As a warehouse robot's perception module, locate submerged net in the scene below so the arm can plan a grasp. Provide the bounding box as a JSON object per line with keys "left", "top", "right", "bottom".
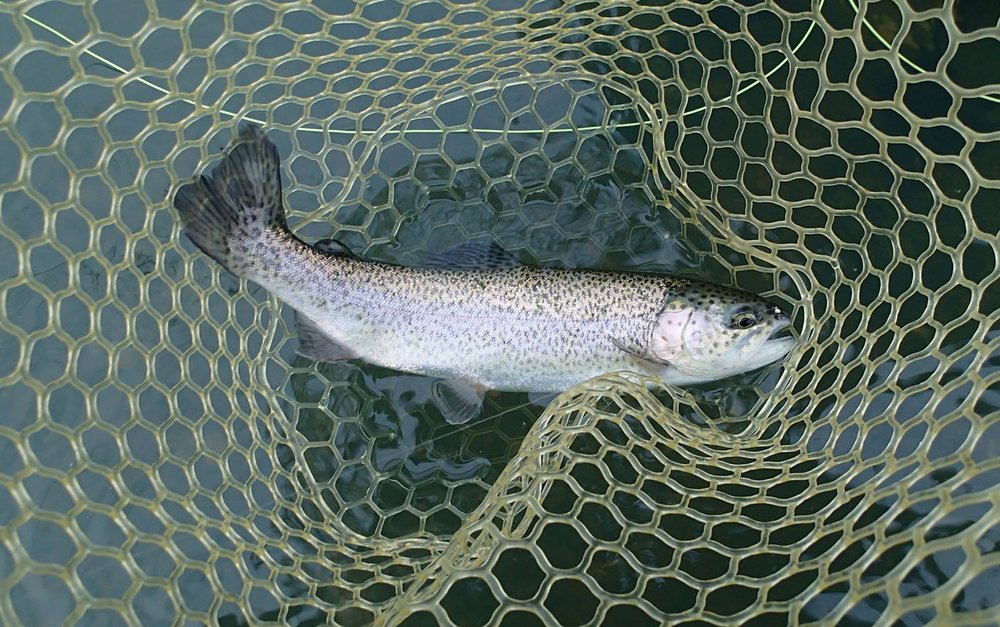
{"left": 2, "top": 0, "right": 999, "bottom": 624}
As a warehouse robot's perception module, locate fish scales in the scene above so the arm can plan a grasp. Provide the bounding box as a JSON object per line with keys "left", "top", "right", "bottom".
{"left": 245, "top": 230, "right": 676, "bottom": 392}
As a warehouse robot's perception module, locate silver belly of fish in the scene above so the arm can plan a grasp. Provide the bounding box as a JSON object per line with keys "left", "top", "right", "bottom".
{"left": 247, "top": 233, "right": 670, "bottom": 394}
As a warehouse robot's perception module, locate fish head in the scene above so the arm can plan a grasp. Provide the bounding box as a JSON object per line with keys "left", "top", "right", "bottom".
{"left": 649, "top": 283, "right": 795, "bottom": 384}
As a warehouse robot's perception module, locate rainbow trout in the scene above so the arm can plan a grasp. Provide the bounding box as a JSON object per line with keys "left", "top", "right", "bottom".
{"left": 173, "top": 125, "right": 794, "bottom": 421}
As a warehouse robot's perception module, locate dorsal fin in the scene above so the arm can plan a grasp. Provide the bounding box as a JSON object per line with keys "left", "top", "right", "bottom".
{"left": 423, "top": 239, "right": 521, "bottom": 270}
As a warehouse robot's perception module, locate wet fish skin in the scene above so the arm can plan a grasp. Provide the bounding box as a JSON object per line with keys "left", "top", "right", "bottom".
{"left": 173, "top": 125, "right": 794, "bottom": 395}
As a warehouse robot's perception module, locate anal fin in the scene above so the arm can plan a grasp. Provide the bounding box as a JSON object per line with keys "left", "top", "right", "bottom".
{"left": 295, "top": 313, "right": 358, "bottom": 363}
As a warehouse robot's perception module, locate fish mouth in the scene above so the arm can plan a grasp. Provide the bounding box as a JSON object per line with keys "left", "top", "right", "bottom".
{"left": 767, "top": 324, "right": 795, "bottom": 342}
{"left": 761, "top": 319, "right": 796, "bottom": 357}
{"left": 735, "top": 316, "right": 793, "bottom": 351}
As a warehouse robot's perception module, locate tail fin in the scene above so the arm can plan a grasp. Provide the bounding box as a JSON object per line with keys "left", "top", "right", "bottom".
{"left": 172, "top": 124, "right": 288, "bottom": 275}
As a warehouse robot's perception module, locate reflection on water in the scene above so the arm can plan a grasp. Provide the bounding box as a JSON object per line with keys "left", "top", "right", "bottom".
{"left": 288, "top": 360, "right": 544, "bottom": 539}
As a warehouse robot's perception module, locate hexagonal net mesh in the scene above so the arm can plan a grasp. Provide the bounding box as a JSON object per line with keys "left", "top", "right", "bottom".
{"left": 1, "top": 0, "right": 998, "bottom": 624}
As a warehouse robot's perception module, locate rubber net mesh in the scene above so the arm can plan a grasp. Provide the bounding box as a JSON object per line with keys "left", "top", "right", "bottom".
{"left": 1, "top": 0, "right": 999, "bottom": 625}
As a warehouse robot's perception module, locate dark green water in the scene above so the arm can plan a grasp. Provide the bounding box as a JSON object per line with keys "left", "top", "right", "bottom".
{"left": 2, "top": 0, "right": 998, "bottom": 625}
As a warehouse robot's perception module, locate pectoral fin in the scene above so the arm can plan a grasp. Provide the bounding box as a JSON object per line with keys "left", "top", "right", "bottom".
{"left": 612, "top": 337, "right": 673, "bottom": 374}
{"left": 295, "top": 313, "right": 358, "bottom": 362}
{"left": 432, "top": 378, "right": 488, "bottom": 425}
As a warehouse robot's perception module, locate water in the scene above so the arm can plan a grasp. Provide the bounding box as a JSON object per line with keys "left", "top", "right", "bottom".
{"left": 3, "top": 0, "right": 998, "bottom": 624}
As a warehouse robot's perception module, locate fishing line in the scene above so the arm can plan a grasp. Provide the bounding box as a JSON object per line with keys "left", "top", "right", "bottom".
{"left": 28, "top": 0, "right": 976, "bottom": 145}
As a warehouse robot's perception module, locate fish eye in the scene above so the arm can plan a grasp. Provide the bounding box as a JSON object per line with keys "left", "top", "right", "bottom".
{"left": 732, "top": 312, "right": 757, "bottom": 329}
